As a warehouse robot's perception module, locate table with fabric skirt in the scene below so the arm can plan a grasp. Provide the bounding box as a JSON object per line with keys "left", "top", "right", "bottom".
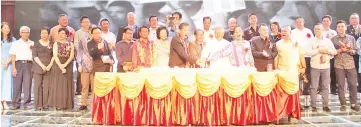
{"left": 91, "top": 68, "right": 301, "bottom": 125}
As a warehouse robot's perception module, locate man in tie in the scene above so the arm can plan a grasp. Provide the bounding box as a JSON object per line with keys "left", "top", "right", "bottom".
{"left": 188, "top": 29, "right": 205, "bottom": 68}
{"left": 169, "top": 23, "right": 200, "bottom": 68}
{"left": 116, "top": 12, "right": 139, "bottom": 42}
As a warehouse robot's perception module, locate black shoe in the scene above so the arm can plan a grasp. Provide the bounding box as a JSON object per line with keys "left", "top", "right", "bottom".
{"left": 311, "top": 107, "right": 317, "bottom": 112}
{"left": 10, "top": 106, "right": 20, "bottom": 110}
{"left": 323, "top": 107, "right": 331, "bottom": 112}
{"left": 78, "top": 106, "right": 87, "bottom": 111}
{"left": 351, "top": 105, "right": 360, "bottom": 111}
{"left": 75, "top": 92, "right": 81, "bottom": 95}
{"left": 340, "top": 105, "right": 346, "bottom": 111}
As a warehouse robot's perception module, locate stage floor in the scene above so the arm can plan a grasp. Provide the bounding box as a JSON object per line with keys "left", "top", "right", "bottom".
{"left": 1, "top": 94, "right": 361, "bottom": 127}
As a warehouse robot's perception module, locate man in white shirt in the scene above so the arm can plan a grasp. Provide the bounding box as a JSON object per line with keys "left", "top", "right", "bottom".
{"left": 322, "top": 15, "right": 338, "bottom": 95}
{"left": 9, "top": 26, "right": 34, "bottom": 110}
{"left": 202, "top": 16, "right": 214, "bottom": 44}
{"left": 291, "top": 16, "right": 314, "bottom": 95}
{"left": 100, "top": 18, "right": 117, "bottom": 72}
{"left": 305, "top": 23, "right": 337, "bottom": 112}
{"left": 201, "top": 27, "right": 232, "bottom": 68}
{"left": 322, "top": 15, "right": 337, "bottom": 39}
{"left": 148, "top": 15, "right": 158, "bottom": 42}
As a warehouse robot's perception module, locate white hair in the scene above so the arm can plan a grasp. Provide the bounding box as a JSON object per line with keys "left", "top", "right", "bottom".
{"left": 19, "top": 26, "right": 30, "bottom": 32}
{"left": 350, "top": 13, "right": 359, "bottom": 19}
{"left": 127, "top": 12, "right": 136, "bottom": 19}
{"left": 214, "top": 26, "right": 224, "bottom": 33}
{"left": 228, "top": 18, "right": 237, "bottom": 24}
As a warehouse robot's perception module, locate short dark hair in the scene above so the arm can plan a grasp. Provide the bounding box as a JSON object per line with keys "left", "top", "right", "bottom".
{"left": 203, "top": 16, "right": 212, "bottom": 22}
{"left": 172, "top": 12, "right": 182, "bottom": 19}
{"left": 248, "top": 13, "right": 257, "bottom": 18}
{"left": 123, "top": 27, "right": 133, "bottom": 33}
{"left": 156, "top": 26, "right": 168, "bottom": 39}
{"left": 58, "top": 28, "right": 69, "bottom": 35}
{"left": 90, "top": 27, "right": 101, "bottom": 34}
{"left": 179, "top": 23, "right": 189, "bottom": 30}
{"left": 270, "top": 22, "right": 280, "bottom": 32}
{"left": 194, "top": 29, "right": 204, "bottom": 36}
{"left": 260, "top": 23, "right": 268, "bottom": 27}
{"left": 138, "top": 25, "right": 149, "bottom": 34}
{"left": 40, "top": 27, "right": 50, "bottom": 34}
{"left": 100, "top": 18, "right": 109, "bottom": 25}
{"left": 295, "top": 16, "right": 304, "bottom": 20}
{"left": 322, "top": 15, "right": 332, "bottom": 22}
{"left": 315, "top": 23, "right": 323, "bottom": 26}
{"left": 336, "top": 20, "right": 346, "bottom": 26}
{"left": 149, "top": 15, "right": 157, "bottom": 22}
{"left": 80, "top": 16, "right": 89, "bottom": 23}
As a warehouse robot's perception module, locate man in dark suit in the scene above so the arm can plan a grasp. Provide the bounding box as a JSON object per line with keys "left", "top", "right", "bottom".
{"left": 188, "top": 29, "right": 205, "bottom": 68}
{"left": 223, "top": 18, "right": 237, "bottom": 42}
{"left": 346, "top": 13, "right": 361, "bottom": 92}
{"left": 251, "top": 23, "right": 278, "bottom": 72}
{"left": 116, "top": 12, "right": 139, "bottom": 42}
{"left": 169, "top": 23, "right": 200, "bottom": 68}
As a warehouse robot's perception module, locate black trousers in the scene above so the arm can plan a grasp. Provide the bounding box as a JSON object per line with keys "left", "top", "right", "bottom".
{"left": 330, "top": 58, "right": 337, "bottom": 93}
{"left": 303, "top": 58, "right": 311, "bottom": 95}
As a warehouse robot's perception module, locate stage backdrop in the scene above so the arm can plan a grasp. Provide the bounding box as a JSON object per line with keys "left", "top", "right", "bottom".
{"left": 13, "top": 0, "right": 361, "bottom": 42}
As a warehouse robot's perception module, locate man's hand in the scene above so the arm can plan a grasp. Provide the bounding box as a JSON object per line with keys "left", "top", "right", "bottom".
{"left": 12, "top": 67, "right": 17, "bottom": 77}
{"left": 98, "top": 42, "right": 104, "bottom": 49}
{"left": 262, "top": 50, "right": 269, "bottom": 57}
{"left": 41, "top": 65, "right": 47, "bottom": 72}
{"left": 300, "top": 67, "right": 306, "bottom": 74}
{"left": 78, "top": 66, "right": 83, "bottom": 73}
{"left": 318, "top": 48, "right": 328, "bottom": 54}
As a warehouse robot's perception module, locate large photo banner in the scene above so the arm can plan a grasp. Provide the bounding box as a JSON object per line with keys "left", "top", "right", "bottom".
{"left": 13, "top": 0, "right": 361, "bottom": 41}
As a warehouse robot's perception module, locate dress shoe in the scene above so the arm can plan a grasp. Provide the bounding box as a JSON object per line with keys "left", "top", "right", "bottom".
{"left": 322, "top": 107, "right": 331, "bottom": 112}
{"left": 340, "top": 105, "right": 346, "bottom": 111}
{"left": 351, "top": 105, "right": 360, "bottom": 111}
{"left": 10, "top": 106, "right": 20, "bottom": 110}
{"left": 311, "top": 107, "right": 317, "bottom": 112}
{"left": 78, "top": 106, "right": 87, "bottom": 111}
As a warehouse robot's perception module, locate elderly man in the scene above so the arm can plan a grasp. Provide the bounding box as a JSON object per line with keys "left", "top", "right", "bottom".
{"left": 224, "top": 18, "right": 237, "bottom": 42}
{"left": 346, "top": 13, "right": 361, "bottom": 93}
{"left": 169, "top": 23, "right": 200, "bottom": 68}
{"left": 275, "top": 25, "right": 306, "bottom": 73}
{"left": 244, "top": 13, "right": 260, "bottom": 41}
{"left": 9, "top": 26, "right": 34, "bottom": 110}
{"left": 50, "top": 14, "right": 75, "bottom": 42}
{"left": 305, "top": 23, "right": 337, "bottom": 112}
{"left": 331, "top": 20, "right": 360, "bottom": 111}
{"left": 189, "top": 29, "right": 205, "bottom": 68}
{"left": 201, "top": 26, "right": 232, "bottom": 68}
{"left": 251, "top": 23, "right": 278, "bottom": 72}
{"left": 116, "top": 12, "right": 139, "bottom": 42}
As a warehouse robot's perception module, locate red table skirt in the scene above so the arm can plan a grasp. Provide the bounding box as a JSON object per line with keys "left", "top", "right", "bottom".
{"left": 91, "top": 85, "right": 300, "bottom": 125}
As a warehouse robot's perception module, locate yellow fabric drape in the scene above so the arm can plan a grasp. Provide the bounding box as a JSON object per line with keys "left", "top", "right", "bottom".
{"left": 145, "top": 73, "right": 173, "bottom": 99}
{"left": 252, "top": 72, "right": 278, "bottom": 96}
{"left": 117, "top": 73, "right": 145, "bottom": 99}
{"left": 276, "top": 70, "right": 299, "bottom": 95}
{"left": 221, "top": 73, "right": 251, "bottom": 98}
{"left": 94, "top": 72, "right": 117, "bottom": 97}
{"left": 196, "top": 72, "right": 221, "bottom": 97}
{"left": 94, "top": 70, "right": 300, "bottom": 99}
{"left": 173, "top": 72, "right": 197, "bottom": 99}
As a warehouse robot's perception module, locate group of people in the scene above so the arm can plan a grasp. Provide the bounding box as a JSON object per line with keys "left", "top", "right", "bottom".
{"left": 1, "top": 11, "right": 361, "bottom": 114}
